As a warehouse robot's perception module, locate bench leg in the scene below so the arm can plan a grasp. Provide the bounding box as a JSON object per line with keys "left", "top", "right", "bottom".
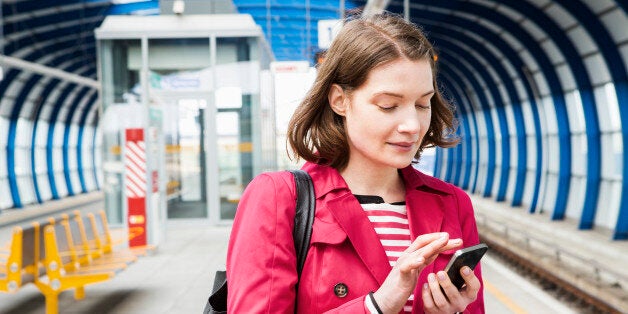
{"left": 45, "top": 292, "right": 59, "bottom": 314}
{"left": 75, "top": 286, "right": 85, "bottom": 300}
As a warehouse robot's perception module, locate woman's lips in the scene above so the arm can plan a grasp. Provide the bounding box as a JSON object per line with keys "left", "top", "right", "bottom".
{"left": 388, "top": 141, "right": 415, "bottom": 151}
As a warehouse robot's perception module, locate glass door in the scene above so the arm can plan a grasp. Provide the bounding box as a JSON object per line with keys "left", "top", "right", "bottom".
{"left": 152, "top": 90, "right": 251, "bottom": 223}
{"left": 154, "top": 92, "right": 210, "bottom": 219}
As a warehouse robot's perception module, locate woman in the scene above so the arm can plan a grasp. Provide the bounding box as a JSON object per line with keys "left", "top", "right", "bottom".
{"left": 227, "top": 12, "right": 484, "bottom": 313}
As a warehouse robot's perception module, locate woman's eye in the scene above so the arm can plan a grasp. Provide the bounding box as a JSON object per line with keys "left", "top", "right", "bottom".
{"left": 378, "top": 105, "right": 396, "bottom": 111}
{"left": 416, "top": 104, "right": 431, "bottom": 110}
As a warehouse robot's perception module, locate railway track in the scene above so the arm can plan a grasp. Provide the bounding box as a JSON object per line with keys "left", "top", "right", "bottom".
{"left": 481, "top": 235, "right": 623, "bottom": 314}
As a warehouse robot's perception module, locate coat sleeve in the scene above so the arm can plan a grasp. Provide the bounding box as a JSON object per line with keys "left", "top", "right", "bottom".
{"left": 453, "top": 187, "right": 486, "bottom": 314}
{"left": 227, "top": 173, "right": 299, "bottom": 313}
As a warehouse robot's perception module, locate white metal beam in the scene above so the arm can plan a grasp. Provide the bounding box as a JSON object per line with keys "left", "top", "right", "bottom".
{"left": 0, "top": 54, "right": 100, "bottom": 89}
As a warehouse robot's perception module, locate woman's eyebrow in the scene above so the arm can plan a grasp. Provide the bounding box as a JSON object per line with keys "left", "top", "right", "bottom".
{"left": 421, "top": 90, "right": 435, "bottom": 97}
{"left": 372, "top": 90, "right": 435, "bottom": 98}
{"left": 372, "top": 91, "right": 404, "bottom": 99}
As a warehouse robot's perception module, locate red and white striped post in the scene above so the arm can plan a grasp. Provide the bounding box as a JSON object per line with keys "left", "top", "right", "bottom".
{"left": 125, "top": 128, "right": 147, "bottom": 247}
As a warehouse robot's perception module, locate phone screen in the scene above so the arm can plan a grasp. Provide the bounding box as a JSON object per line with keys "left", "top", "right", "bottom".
{"left": 444, "top": 243, "right": 488, "bottom": 289}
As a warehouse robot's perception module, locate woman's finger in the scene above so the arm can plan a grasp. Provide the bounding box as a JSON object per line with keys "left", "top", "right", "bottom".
{"left": 405, "top": 232, "right": 448, "bottom": 253}
{"left": 422, "top": 282, "right": 437, "bottom": 311}
{"left": 396, "top": 251, "right": 425, "bottom": 273}
{"left": 427, "top": 273, "right": 448, "bottom": 309}
{"left": 417, "top": 238, "right": 463, "bottom": 265}
{"left": 436, "top": 271, "right": 464, "bottom": 307}
{"left": 460, "top": 266, "right": 481, "bottom": 300}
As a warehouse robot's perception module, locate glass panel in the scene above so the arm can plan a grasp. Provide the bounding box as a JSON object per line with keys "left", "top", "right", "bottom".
{"left": 100, "top": 39, "right": 142, "bottom": 109}
{"left": 217, "top": 111, "right": 241, "bottom": 220}
{"left": 215, "top": 37, "right": 259, "bottom": 221}
{"left": 161, "top": 95, "right": 208, "bottom": 219}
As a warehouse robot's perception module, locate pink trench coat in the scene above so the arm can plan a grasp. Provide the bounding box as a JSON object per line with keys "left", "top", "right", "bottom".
{"left": 227, "top": 162, "right": 485, "bottom": 313}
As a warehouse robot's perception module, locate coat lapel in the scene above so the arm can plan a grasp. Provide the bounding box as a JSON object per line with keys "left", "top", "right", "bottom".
{"left": 402, "top": 166, "right": 451, "bottom": 275}
{"left": 405, "top": 189, "right": 446, "bottom": 238}
{"left": 326, "top": 192, "right": 391, "bottom": 285}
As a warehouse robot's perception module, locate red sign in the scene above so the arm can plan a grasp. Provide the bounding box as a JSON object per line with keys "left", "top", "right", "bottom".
{"left": 125, "top": 128, "right": 147, "bottom": 247}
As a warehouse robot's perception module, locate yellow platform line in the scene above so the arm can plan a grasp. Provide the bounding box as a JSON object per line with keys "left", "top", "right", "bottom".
{"left": 484, "top": 279, "right": 527, "bottom": 314}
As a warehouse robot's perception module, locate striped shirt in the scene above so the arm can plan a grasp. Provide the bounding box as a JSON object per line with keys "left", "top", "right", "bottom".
{"left": 356, "top": 195, "right": 414, "bottom": 314}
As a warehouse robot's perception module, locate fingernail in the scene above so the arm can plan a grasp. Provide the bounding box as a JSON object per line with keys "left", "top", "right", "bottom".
{"left": 451, "top": 238, "right": 462, "bottom": 244}
{"left": 417, "top": 256, "right": 424, "bottom": 264}
{"left": 437, "top": 271, "right": 446, "bottom": 281}
{"left": 462, "top": 266, "right": 472, "bottom": 275}
{"left": 423, "top": 283, "right": 428, "bottom": 290}
{"left": 428, "top": 273, "right": 436, "bottom": 282}
{"left": 439, "top": 233, "right": 448, "bottom": 241}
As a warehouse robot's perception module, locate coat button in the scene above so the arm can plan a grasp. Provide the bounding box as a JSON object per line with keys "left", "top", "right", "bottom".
{"left": 333, "top": 283, "right": 348, "bottom": 298}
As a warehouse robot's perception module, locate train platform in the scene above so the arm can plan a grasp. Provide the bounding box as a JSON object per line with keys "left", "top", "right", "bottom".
{"left": 0, "top": 194, "right": 626, "bottom": 313}
{"left": 472, "top": 195, "right": 628, "bottom": 313}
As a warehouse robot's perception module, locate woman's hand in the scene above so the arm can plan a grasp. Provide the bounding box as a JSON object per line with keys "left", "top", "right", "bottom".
{"left": 372, "top": 232, "right": 462, "bottom": 313}
{"left": 422, "top": 266, "right": 481, "bottom": 313}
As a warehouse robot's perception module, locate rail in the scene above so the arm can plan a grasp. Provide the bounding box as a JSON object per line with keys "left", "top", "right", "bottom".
{"left": 476, "top": 212, "right": 628, "bottom": 313}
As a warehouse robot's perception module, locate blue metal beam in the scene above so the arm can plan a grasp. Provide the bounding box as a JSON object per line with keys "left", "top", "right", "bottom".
{"left": 6, "top": 74, "right": 42, "bottom": 208}
{"left": 439, "top": 60, "right": 495, "bottom": 198}
{"left": 105, "top": 1, "right": 158, "bottom": 14}
{"left": 432, "top": 36, "right": 512, "bottom": 202}
{"left": 452, "top": 125, "right": 464, "bottom": 187}
{"left": 433, "top": 145, "right": 441, "bottom": 179}
{"left": 47, "top": 83, "right": 78, "bottom": 197}
{"left": 440, "top": 71, "right": 482, "bottom": 194}
{"left": 441, "top": 77, "right": 473, "bottom": 190}
{"left": 77, "top": 91, "right": 99, "bottom": 192}
{"left": 30, "top": 78, "right": 61, "bottom": 200}
{"left": 63, "top": 86, "right": 92, "bottom": 195}
{"left": 445, "top": 142, "right": 455, "bottom": 183}
{"left": 554, "top": 0, "right": 628, "bottom": 240}
{"left": 501, "top": 0, "right": 601, "bottom": 229}
{"left": 427, "top": 26, "right": 527, "bottom": 205}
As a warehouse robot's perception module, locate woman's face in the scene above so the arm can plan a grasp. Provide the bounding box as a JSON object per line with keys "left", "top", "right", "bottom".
{"left": 330, "top": 58, "right": 434, "bottom": 171}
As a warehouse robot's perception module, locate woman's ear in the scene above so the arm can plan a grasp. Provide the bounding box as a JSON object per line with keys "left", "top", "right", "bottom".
{"left": 328, "top": 84, "right": 348, "bottom": 116}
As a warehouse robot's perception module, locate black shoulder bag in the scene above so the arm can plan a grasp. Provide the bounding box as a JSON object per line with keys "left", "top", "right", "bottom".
{"left": 203, "top": 170, "right": 315, "bottom": 314}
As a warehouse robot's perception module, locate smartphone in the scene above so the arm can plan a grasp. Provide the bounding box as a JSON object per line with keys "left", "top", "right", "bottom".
{"left": 443, "top": 243, "right": 488, "bottom": 289}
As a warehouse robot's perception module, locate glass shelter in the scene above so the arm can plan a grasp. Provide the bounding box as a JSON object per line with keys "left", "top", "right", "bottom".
{"left": 95, "top": 14, "right": 274, "bottom": 232}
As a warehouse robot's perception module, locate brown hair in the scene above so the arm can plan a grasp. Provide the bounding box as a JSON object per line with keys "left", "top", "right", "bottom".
{"left": 287, "top": 12, "right": 459, "bottom": 170}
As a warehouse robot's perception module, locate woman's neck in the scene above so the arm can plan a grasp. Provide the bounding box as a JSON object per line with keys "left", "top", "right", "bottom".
{"left": 340, "top": 162, "right": 406, "bottom": 203}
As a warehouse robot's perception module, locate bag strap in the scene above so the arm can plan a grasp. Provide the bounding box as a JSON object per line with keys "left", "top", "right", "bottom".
{"left": 289, "top": 169, "right": 315, "bottom": 278}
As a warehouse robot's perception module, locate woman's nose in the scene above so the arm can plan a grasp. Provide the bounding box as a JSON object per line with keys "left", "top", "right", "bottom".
{"left": 397, "top": 110, "right": 421, "bottom": 134}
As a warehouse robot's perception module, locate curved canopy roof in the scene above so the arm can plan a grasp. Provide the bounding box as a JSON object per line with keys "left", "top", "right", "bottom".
{"left": 1, "top": 0, "right": 628, "bottom": 238}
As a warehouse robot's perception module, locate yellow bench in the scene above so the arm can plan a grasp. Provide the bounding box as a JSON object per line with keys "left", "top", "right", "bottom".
{"left": 89, "top": 210, "right": 155, "bottom": 257}
{"left": 0, "top": 227, "right": 24, "bottom": 293}
{"left": 0, "top": 217, "right": 55, "bottom": 293}
{"left": 0, "top": 210, "right": 152, "bottom": 313}
{"left": 37, "top": 221, "right": 117, "bottom": 313}
{"left": 67, "top": 211, "right": 135, "bottom": 268}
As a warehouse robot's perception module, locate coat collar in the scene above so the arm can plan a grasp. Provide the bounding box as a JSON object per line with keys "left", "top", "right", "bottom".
{"left": 301, "top": 161, "right": 453, "bottom": 199}
{"left": 399, "top": 164, "right": 454, "bottom": 195}
{"left": 301, "top": 162, "right": 454, "bottom": 284}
